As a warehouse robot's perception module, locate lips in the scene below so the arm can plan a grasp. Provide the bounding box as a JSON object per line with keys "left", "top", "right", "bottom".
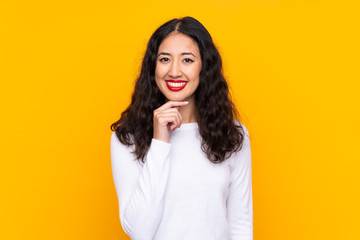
{"left": 165, "top": 80, "right": 188, "bottom": 91}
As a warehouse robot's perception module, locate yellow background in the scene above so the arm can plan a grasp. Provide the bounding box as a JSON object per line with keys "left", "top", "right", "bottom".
{"left": 1, "top": 0, "right": 359, "bottom": 239}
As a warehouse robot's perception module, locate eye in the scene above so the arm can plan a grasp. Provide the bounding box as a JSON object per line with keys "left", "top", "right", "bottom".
{"left": 159, "top": 57, "right": 170, "bottom": 62}
{"left": 183, "top": 58, "right": 194, "bottom": 63}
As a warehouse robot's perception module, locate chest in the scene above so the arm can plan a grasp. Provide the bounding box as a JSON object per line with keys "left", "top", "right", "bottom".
{"left": 167, "top": 130, "right": 231, "bottom": 198}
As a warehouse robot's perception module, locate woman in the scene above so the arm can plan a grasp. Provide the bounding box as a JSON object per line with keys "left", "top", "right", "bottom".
{"left": 110, "top": 16, "right": 253, "bottom": 240}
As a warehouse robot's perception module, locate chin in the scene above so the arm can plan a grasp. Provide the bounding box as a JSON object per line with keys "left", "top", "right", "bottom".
{"left": 166, "top": 97, "right": 186, "bottom": 102}
{"left": 164, "top": 93, "right": 187, "bottom": 102}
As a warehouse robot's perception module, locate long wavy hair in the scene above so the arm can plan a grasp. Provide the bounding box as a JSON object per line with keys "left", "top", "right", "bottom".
{"left": 110, "top": 16, "right": 245, "bottom": 164}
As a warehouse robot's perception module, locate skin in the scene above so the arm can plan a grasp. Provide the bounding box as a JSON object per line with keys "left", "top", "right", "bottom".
{"left": 153, "top": 31, "right": 202, "bottom": 143}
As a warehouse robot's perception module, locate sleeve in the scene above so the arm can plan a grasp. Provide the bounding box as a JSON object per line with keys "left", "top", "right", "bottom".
{"left": 110, "top": 131, "right": 172, "bottom": 240}
{"left": 226, "top": 124, "right": 253, "bottom": 240}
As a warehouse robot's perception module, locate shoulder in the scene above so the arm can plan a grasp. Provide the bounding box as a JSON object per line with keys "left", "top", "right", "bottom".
{"left": 230, "top": 120, "right": 251, "bottom": 167}
{"left": 233, "top": 120, "right": 250, "bottom": 145}
{"left": 233, "top": 119, "right": 247, "bottom": 131}
{"left": 110, "top": 131, "right": 121, "bottom": 148}
{"left": 110, "top": 131, "right": 135, "bottom": 154}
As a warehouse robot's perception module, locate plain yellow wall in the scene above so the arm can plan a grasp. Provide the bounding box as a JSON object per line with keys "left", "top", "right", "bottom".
{"left": 1, "top": 0, "right": 359, "bottom": 239}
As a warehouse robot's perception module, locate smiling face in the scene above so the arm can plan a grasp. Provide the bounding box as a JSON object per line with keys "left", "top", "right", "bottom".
{"left": 155, "top": 31, "right": 202, "bottom": 102}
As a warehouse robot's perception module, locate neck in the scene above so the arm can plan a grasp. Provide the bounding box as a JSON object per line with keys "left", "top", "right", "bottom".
{"left": 178, "top": 97, "right": 197, "bottom": 123}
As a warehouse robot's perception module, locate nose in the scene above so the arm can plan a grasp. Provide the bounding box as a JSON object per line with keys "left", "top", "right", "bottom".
{"left": 168, "top": 61, "right": 182, "bottom": 78}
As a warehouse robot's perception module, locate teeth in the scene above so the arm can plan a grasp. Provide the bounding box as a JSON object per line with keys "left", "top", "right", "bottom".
{"left": 167, "top": 81, "right": 187, "bottom": 87}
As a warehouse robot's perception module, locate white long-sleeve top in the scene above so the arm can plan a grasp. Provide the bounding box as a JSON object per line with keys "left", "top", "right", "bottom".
{"left": 110, "top": 122, "right": 253, "bottom": 240}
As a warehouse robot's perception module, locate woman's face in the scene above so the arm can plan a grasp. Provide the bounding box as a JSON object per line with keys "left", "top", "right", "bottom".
{"left": 155, "top": 31, "right": 202, "bottom": 102}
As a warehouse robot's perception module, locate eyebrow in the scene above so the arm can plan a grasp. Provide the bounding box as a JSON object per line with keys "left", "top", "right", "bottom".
{"left": 157, "top": 52, "right": 197, "bottom": 58}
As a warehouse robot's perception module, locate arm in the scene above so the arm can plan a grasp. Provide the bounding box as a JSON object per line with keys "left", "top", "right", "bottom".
{"left": 227, "top": 125, "right": 253, "bottom": 240}
{"left": 110, "top": 132, "right": 172, "bottom": 240}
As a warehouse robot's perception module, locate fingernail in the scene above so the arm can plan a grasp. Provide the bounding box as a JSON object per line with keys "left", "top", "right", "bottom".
{"left": 184, "top": 101, "right": 189, "bottom": 104}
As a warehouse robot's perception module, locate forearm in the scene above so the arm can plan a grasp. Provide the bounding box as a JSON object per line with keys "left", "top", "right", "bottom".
{"left": 111, "top": 135, "right": 171, "bottom": 240}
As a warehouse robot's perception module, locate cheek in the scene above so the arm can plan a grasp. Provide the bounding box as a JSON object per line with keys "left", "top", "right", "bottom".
{"left": 155, "top": 67, "right": 162, "bottom": 84}
{"left": 155, "top": 64, "right": 167, "bottom": 78}
{"left": 155, "top": 67, "right": 167, "bottom": 90}
{"left": 191, "top": 65, "right": 202, "bottom": 83}
{"left": 155, "top": 66, "right": 159, "bottom": 79}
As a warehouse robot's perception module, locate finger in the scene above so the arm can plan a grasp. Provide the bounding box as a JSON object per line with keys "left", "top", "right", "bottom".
{"left": 173, "top": 111, "right": 182, "bottom": 130}
{"left": 157, "top": 101, "right": 189, "bottom": 111}
{"left": 160, "top": 108, "right": 180, "bottom": 114}
{"left": 157, "top": 113, "right": 181, "bottom": 127}
{"left": 158, "top": 111, "right": 182, "bottom": 130}
{"left": 170, "top": 117, "right": 180, "bottom": 130}
{"left": 158, "top": 115, "right": 178, "bottom": 126}
{"left": 155, "top": 108, "right": 180, "bottom": 122}
{"left": 154, "top": 107, "right": 179, "bottom": 118}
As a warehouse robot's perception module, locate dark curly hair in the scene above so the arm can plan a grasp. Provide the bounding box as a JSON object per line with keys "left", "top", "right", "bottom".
{"left": 110, "top": 16, "right": 245, "bottom": 164}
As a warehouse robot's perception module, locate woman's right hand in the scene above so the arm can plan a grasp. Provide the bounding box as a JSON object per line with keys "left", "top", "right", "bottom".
{"left": 153, "top": 101, "right": 189, "bottom": 143}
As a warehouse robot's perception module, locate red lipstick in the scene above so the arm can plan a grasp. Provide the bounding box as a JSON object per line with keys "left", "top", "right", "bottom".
{"left": 165, "top": 80, "right": 188, "bottom": 91}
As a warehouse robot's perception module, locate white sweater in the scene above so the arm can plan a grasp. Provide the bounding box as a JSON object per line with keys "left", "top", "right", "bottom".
{"left": 110, "top": 122, "right": 253, "bottom": 240}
